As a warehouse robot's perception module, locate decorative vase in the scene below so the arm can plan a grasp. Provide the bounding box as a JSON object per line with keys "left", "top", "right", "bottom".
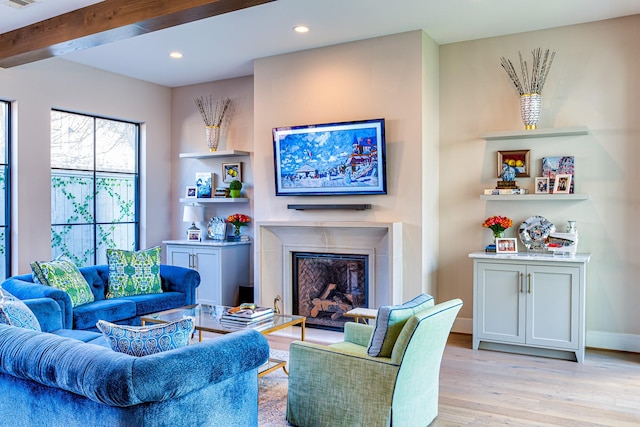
{"left": 520, "top": 93, "right": 542, "bottom": 130}
{"left": 205, "top": 125, "right": 220, "bottom": 151}
{"left": 230, "top": 189, "right": 241, "bottom": 198}
{"left": 234, "top": 225, "right": 242, "bottom": 237}
{"left": 493, "top": 230, "right": 504, "bottom": 243}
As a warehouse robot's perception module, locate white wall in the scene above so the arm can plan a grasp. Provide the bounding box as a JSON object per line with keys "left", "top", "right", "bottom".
{"left": 439, "top": 15, "right": 640, "bottom": 351}
{"left": 170, "top": 76, "right": 254, "bottom": 240}
{"left": 0, "top": 58, "right": 172, "bottom": 273}
{"left": 252, "top": 31, "right": 438, "bottom": 306}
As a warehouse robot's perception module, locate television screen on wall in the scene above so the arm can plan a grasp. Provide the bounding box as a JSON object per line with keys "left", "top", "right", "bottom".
{"left": 272, "top": 118, "right": 387, "bottom": 196}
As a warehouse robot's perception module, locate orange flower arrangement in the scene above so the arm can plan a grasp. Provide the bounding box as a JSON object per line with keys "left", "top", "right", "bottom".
{"left": 482, "top": 215, "right": 513, "bottom": 237}
{"left": 228, "top": 213, "right": 250, "bottom": 237}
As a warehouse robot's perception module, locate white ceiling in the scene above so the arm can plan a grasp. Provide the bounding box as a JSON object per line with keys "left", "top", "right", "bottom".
{"left": 3, "top": 0, "right": 640, "bottom": 88}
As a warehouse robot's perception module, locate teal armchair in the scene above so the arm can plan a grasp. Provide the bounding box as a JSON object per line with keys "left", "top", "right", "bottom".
{"left": 286, "top": 298, "right": 463, "bottom": 427}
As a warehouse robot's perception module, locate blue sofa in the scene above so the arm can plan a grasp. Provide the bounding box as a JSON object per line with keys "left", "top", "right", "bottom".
{"left": 0, "top": 297, "right": 270, "bottom": 426}
{"left": 1, "top": 264, "right": 199, "bottom": 331}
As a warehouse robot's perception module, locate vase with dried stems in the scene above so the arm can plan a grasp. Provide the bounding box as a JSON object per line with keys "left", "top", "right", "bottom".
{"left": 500, "top": 48, "right": 555, "bottom": 130}
{"left": 195, "top": 95, "right": 232, "bottom": 151}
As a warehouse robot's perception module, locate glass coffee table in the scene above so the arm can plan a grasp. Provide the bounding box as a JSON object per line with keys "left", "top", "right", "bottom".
{"left": 141, "top": 304, "right": 305, "bottom": 377}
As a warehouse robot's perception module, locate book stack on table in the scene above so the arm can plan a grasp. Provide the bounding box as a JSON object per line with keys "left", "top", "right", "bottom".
{"left": 220, "top": 304, "right": 274, "bottom": 328}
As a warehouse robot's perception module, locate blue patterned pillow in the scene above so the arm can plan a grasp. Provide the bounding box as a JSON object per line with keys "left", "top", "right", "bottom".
{"left": 106, "top": 246, "right": 163, "bottom": 298}
{"left": 96, "top": 318, "right": 194, "bottom": 357}
{"left": 367, "top": 294, "right": 434, "bottom": 357}
{"left": 0, "top": 287, "right": 41, "bottom": 331}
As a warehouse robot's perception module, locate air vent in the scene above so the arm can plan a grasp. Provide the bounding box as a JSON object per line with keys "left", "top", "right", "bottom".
{"left": 4, "top": 0, "right": 36, "bottom": 8}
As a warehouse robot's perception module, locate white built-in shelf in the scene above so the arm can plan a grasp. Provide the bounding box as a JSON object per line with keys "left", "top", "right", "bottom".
{"left": 179, "top": 150, "right": 251, "bottom": 159}
{"left": 180, "top": 197, "right": 249, "bottom": 203}
{"left": 480, "top": 126, "right": 589, "bottom": 141}
{"left": 480, "top": 194, "right": 589, "bottom": 201}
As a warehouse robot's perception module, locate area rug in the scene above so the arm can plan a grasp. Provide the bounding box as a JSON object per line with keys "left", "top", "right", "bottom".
{"left": 258, "top": 349, "right": 292, "bottom": 427}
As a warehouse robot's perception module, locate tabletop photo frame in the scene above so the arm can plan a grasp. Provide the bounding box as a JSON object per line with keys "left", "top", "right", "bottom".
{"left": 553, "top": 174, "right": 572, "bottom": 194}
{"left": 496, "top": 237, "right": 518, "bottom": 254}
{"left": 535, "top": 177, "right": 549, "bottom": 194}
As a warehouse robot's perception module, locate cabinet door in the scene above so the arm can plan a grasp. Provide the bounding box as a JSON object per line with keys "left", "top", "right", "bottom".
{"left": 166, "top": 245, "right": 192, "bottom": 269}
{"left": 193, "top": 248, "right": 221, "bottom": 306}
{"left": 476, "top": 262, "right": 526, "bottom": 344}
{"left": 526, "top": 265, "right": 579, "bottom": 350}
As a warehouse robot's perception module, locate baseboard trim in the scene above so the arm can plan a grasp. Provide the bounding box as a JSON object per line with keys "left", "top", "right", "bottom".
{"left": 453, "top": 318, "right": 640, "bottom": 353}
{"left": 452, "top": 317, "right": 472, "bottom": 335}
{"left": 587, "top": 331, "right": 640, "bottom": 353}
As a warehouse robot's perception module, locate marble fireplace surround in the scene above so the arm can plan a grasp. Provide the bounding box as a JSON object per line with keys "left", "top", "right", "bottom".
{"left": 256, "top": 221, "right": 403, "bottom": 313}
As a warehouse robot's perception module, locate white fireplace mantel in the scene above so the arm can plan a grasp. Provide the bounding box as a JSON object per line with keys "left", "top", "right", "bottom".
{"left": 255, "top": 221, "right": 403, "bottom": 313}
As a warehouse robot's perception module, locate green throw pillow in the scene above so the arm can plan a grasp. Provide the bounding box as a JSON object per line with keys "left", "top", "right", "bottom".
{"left": 30, "top": 260, "right": 94, "bottom": 308}
{"left": 367, "top": 294, "right": 434, "bottom": 357}
{"left": 106, "top": 246, "right": 162, "bottom": 298}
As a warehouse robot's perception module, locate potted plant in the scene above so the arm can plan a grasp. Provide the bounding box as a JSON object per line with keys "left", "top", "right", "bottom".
{"left": 229, "top": 180, "right": 242, "bottom": 198}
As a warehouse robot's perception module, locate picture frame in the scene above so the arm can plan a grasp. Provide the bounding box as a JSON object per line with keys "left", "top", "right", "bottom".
{"left": 497, "top": 150, "right": 530, "bottom": 178}
{"left": 185, "top": 186, "right": 197, "bottom": 198}
{"left": 496, "top": 237, "right": 518, "bottom": 254}
{"left": 534, "top": 177, "right": 549, "bottom": 194}
{"left": 187, "top": 229, "right": 202, "bottom": 242}
{"left": 222, "top": 162, "right": 242, "bottom": 184}
{"left": 195, "top": 172, "right": 213, "bottom": 198}
{"left": 553, "top": 174, "right": 572, "bottom": 194}
{"left": 272, "top": 118, "right": 387, "bottom": 196}
{"left": 542, "top": 156, "right": 575, "bottom": 194}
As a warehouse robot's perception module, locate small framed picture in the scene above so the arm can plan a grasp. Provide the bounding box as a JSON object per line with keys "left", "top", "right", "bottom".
{"left": 187, "top": 229, "right": 202, "bottom": 242}
{"left": 535, "top": 177, "right": 549, "bottom": 194}
{"left": 496, "top": 238, "right": 518, "bottom": 254}
{"left": 222, "top": 162, "right": 242, "bottom": 184}
{"left": 553, "top": 174, "right": 572, "bottom": 194}
{"left": 185, "top": 186, "right": 197, "bottom": 198}
{"left": 497, "top": 150, "right": 530, "bottom": 178}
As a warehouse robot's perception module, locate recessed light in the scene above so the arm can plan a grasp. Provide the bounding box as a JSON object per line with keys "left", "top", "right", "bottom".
{"left": 293, "top": 25, "right": 309, "bottom": 34}
{"left": 169, "top": 51, "right": 183, "bottom": 59}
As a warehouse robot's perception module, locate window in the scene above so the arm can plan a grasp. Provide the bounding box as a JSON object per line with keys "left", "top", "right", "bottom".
{"left": 51, "top": 110, "right": 139, "bottom": 266}
{"left": 0, "top": 101, "right": 9, "bottom": 279}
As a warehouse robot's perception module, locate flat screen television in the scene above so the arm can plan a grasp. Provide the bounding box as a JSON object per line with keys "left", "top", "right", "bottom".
{"left": 272, "top": 118, "right": 387, "bottom": 196}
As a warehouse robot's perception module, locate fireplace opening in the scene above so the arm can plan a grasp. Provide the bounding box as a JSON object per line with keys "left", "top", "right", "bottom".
{"left": 292, "top": 252, "right": 368, "bottom": 331}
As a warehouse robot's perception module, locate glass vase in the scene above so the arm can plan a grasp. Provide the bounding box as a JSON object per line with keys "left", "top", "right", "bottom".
{"left": 234, "top": 225, "right": 241, "bottom": 237}
{"left": 205, "top": 125, "right": 220, "bottom": 151}
{"left": 493, "top": 230, "right": 504, "bottom": 243}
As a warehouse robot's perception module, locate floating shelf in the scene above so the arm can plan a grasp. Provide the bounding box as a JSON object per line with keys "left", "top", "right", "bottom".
{"left": 480, "top": 126, "right": 589, "bottom": 141}
{"left": 480, "top": 194, "right": 589, "bottom": 201}
{"left": 180, "top": 198, "right": 249, "bottom": 203}
{"left": 288, "top": 204, "right": 372, "bottom": 211}
{"left": 179, "top": 150, "right": 251, "bottom": 159}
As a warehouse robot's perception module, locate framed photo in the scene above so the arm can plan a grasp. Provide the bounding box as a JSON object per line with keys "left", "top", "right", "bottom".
{"left": 542, "top": 156, "right": 575, "bottom": 194}
{"left": 272, "top": 118, "right": 387, "bottom": 196}
{"left": 534, "top": 177, "right": 549, "bottom": 194}
{"left": 553, "top": 174, "right": 572, "bottom": 194}
{"left": 187, "top": 229, "right": 202, "bottom": 242}
{"left": 496, "top": 238, "right": 518, "bottom": 254}
{"left": 185, "top": 186, "right": 197, "bottom": 198}
{"left": 497, "top": 150, "right": 530, "bottom": 178}
{"left": 222, "top": 162, "right": 242, "bottom": 184}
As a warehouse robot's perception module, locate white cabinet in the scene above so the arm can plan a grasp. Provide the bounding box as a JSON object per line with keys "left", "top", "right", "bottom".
{"left": 469, "top": 252, "right": 590, "bottom": 362}
{"left": 165, "top": 241, "right": 251, "bottom": 306}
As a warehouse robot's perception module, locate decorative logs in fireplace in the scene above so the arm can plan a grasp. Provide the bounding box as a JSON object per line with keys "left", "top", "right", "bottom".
{"left": 293, "top": 252, "right": 368, "bottom": 331}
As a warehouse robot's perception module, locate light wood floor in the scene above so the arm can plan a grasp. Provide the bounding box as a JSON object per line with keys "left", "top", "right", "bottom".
{"left": 267, "top": 331, "right": 640, "bottom": 426}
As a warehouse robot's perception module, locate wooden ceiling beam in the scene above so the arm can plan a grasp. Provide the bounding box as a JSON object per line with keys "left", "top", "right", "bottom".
{"left": 0, "top": 0, "right": 275, "bottom": 68}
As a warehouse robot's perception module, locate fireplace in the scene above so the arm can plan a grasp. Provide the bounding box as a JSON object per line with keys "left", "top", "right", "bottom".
{"left": 256, "top": 221, "right": 403, "bottom": 320}
{"left": 292, "top": 252, "right": 368, "bottom": 331}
